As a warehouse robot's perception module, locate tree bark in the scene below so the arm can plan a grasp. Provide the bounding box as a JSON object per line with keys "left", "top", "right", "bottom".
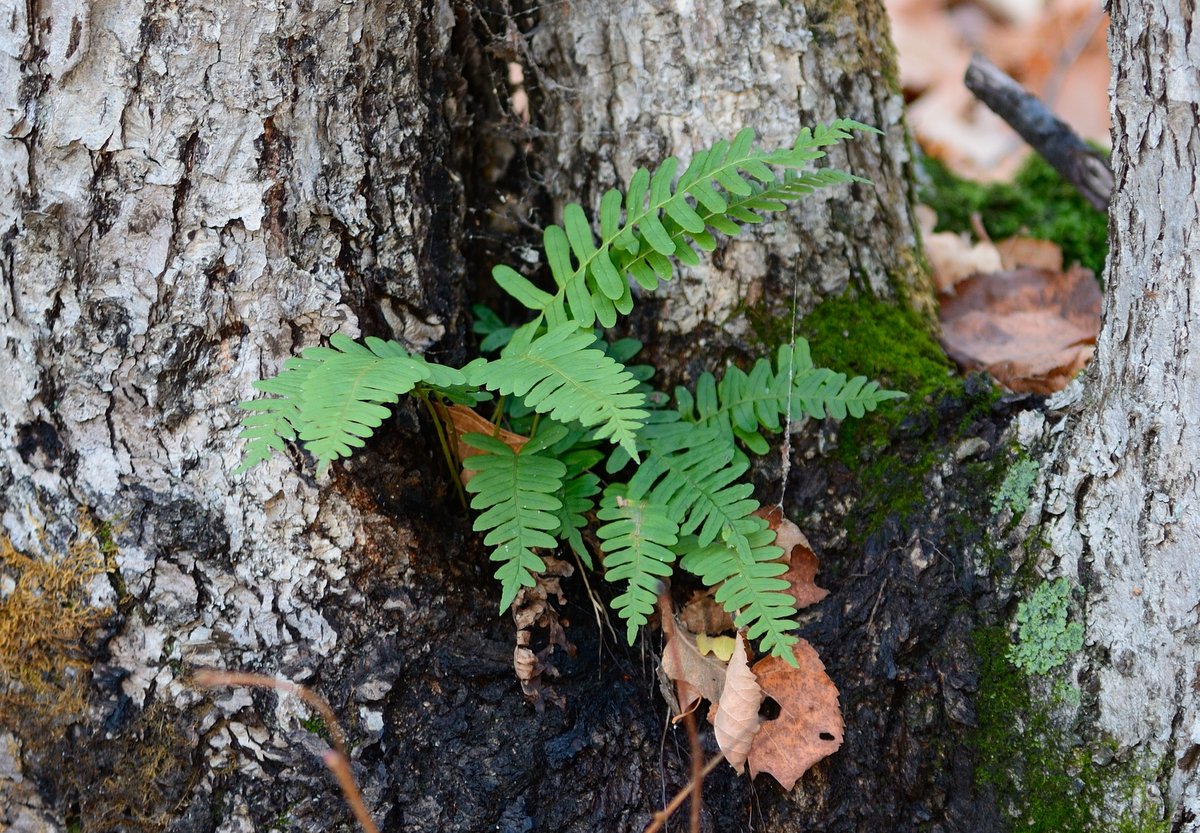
{"left": 1, "top": 1, "right": 469, "bottom": 830}
{"left": 1033, "top": 0, "right": 1200, "bottom": 827}
{"left": 528, "top": 0, "right": 930, "bottom": 347}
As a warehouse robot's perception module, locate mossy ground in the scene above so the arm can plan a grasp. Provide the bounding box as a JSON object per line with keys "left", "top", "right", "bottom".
{"left": 919, "top": 154, "right": 1109, "bottom": 278}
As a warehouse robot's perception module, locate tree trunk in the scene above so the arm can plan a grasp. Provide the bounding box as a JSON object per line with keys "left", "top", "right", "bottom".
{"left": 1030, "top": 1, "right": 1200, "bottom": 827}
{"left": 1, "top": 1, "right": 470, "bottom": 830}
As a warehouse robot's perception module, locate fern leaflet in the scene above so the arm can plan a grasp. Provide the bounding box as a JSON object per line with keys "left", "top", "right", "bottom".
{"left": 462, "top": 425, "right": 569, "bottom": 611}
{"left": 465, "top": 324, "right": 648, "bottom": 459}
{"left": 674, "top": 339, "right": 906, "bottom": 454}
{"left": 495, "top": 121, "right": 879, "bottom": 335}
{"left": 597, "top": 486, "right": 679, "bottom": 645}
{"left": 552, "top": 448, "right": 603, "bottom": 568}
{"left": 679, "top": 520, "right": 799, "bottom": 659}
{"left": 236, "top": 334, "right": 466, "bottom": 473}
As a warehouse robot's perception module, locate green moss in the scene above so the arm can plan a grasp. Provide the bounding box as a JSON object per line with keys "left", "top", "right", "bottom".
{"left": 779, "top": 293, "right": 998, "bottom": 539}
{"left": 974, "top": 627, "right": 1170, "bottom": 833}
{"left": 920, "top": 154, "right": 1109, "bottom": 277}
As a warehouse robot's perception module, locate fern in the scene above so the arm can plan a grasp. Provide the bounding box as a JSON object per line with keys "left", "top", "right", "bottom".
{"left": 675, "top": 339, "right": 907, "bottom": 454}
{"left": 464, "top": 324, "right": 649, "bottom": 459}
{"left": 236, "top": 122, "right": 904, "bottom": 664}
{"left": 236, "top": 334, "right": 465, "bottom": 474}
{"left": 552, "top": 447, "right": 603, "bottom": 568}
{"left": 462, "top": 425, "right": 568, "bottom": 611}
{"left": 597, "top": 486, "right": 679, "bottom": 644}
{"left": 609, "top": 418, "right": 799, "bottom": 656}
{"left": 235, "top": 358, "right": 314, "bottom": 474}
{"left": 494, "top": 120, "right": 879, "bottom": 336}
{"left": 678, "top": 520, "right": 798, "bottom": 657}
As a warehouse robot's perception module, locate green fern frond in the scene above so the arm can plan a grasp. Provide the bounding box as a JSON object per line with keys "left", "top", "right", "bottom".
{"left": 617, "top": 418, "right": 799, "bottom": 660}
{"left": 679, "top": 520, "right": 799, "bottom": 660}
{"left": 552, "top": 449, "right": 603, "bottom": 568}
{"left": 462, "top": 425, "right": 568, "bottom": 611}
{"left": 235, "top": 357, "right": 314, "bottom": 474}
{"left": 464, "top": 324, "right": 649, "bottom": 459}
{"left": 674, "top": 338, "right": 906, "bottom": 454}
{"left": 596, "top": 486, "right": 679, "bottom": 645}
{"left": 236, "top": 334, "right": 466, "bottom": 473}
{"left": 625, "top": 421, "right": 755, "bottom": 546}
{"left": 494, "top": 121, "right": 877, "bottom": 335}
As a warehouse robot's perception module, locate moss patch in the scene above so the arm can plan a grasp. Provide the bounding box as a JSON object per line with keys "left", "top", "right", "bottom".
{"left": 974, "top": 627, "right": 1169, "bottom": 833}
{"left": 920, "top": 154, "right": 1109, "bottom": 278}
{"left": 781, "top": 292, "right": 1000, "bottom": 540}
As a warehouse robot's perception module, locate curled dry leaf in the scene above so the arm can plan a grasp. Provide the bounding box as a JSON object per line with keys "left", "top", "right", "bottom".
{"left": 747, "top": 639, "right": 844, "bottom": 790}
{"left": 754, "top": 506, "right": 828, "bottom": 610}
{"left": 712, "top": 634, "right": 764, "bottom": 773}
{"left": 996, "top": 236, "right": 1063, "bottom": 272}
{"left": 938, "top": 264, "right": 1101, "bottom": 393}
{"left": 660, "top": 610, "right": 726, "bottom": 720}
{"left": 511, "top": 555, "right": 574, "bottom": 709}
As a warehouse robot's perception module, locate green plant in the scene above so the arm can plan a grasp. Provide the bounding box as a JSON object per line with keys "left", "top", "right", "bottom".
{"left": 236, "top": 122, "right": 904, "bottom": 662}
{"left": 1008, "top": 578, "right": 1084, "bottom": 676}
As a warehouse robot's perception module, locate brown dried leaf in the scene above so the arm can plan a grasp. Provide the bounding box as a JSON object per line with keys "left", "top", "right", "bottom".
{"left": 439, "top": 403, "right": 527, "bottom": 485}
{"left": 747, "top": 640, "right": 844, "bottom": 790}
{"left": 781, "top": 542, "right": 829, "bottom": 610}
{"left": 712, "top": 634, "right": 764, "bottom": 773}
{"left": 938, "top": 265, "right": 1102, "bottom": 393}
{"left": 511, "top": 556, "right": 574, "bottom": 709}
{"left": 754, "top": 507, "right": 828, "bottom": 610}
{"left": 660, "top": 611, "right": 726, "bottom": 720}
{"left": 680, "top": 590, "right": 735, "bottom": 635}
{"left": 925, "top": 229, "right": 1004, "bottom": 293}
{"left": 996, "top": 236, "right": 1063, "bottom": 272}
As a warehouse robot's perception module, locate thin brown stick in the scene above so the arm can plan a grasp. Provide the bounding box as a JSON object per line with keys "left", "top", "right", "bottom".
{"left": 964, "top": 52, "right": 1112, "bottom": 212}
{"left": 191, "top": 669, "right": 380, "bottom": 833}
{"left": 643, "top": 754, "right": 725, "bottom": 833}
{"left": 655, "top": 594, "right": 711, "bottom": 833}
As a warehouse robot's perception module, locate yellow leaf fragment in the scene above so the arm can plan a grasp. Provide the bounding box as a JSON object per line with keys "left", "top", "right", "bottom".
{"left": 696, "top": 633, "right": 737, "bottom": 662}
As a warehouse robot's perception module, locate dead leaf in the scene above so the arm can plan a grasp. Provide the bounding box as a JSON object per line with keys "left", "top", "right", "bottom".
{"left": 938, "top": 264, "right": 1101, "bottom": 393}
{"left": 781, "top": 542, "right": 829, "bottom": 610}
{"left": 660, "top": 611, "right": 726, "bottom": 720}
{"left": 438, "top": 403, "right": 527, "bottom": 485}
{"left": 747, "top": 640, "right": 844, "bottom": 790}
{"left": 680, "top": 590, "right": 735, "bottom": 634}
{"left": 924, "top": 229, "right": 1004, "bottom": 293}
{"left": 511, "top": 555, "right": 574, "bottom": 709}
{"left": 754, "top": 507, "right": 828, "bottom": 610}
{"left": 712, "top": 634, "right": 764, "bottom": 773}
{"left": 996, "top": 236, "right": 1063, "bottom": 272}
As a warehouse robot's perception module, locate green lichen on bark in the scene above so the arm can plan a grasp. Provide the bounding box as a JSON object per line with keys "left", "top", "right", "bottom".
{"left": 1008, "top": 578, "right": 1083, "bottom": 676}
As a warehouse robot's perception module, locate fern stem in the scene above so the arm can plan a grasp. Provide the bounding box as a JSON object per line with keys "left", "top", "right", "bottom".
{"left": 529, "top": 412, "right": 542, "bottom": 439}
{"left": 492, "top": 394, "right": 506, "bottom": 429}
{"left": 418, "top": 388, "right": 468, "bottom": 509}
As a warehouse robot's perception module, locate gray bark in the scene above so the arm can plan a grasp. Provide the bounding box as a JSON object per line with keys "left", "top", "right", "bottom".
{"left": 528, "top": 0, "right": 929, "bottom": 341}
{"left": 1027, "top": 0, "right": 1200, "bottom": 827}
{"left": 1, "top": 0, "right": 464, "bottom": 829}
